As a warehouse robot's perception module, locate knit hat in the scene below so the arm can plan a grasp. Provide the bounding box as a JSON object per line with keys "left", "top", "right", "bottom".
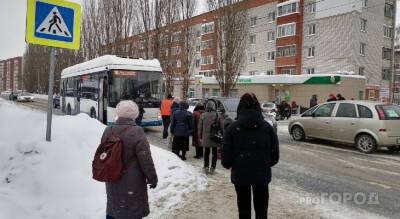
{"left": 115, "top": 100, "right": 139, "bottom": 120}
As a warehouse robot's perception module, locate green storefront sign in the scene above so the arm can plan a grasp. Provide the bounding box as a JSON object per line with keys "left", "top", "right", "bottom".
{"left": 237, "top": 78, "right": 252, "bottom": 84}
{"left": 303, "top": 76, "right": 341, "bottom": 84}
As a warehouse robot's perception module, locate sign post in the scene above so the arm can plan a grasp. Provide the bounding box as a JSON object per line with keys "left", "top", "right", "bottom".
{"left": 26, "top": 0, "right": 81, "bottom": 141}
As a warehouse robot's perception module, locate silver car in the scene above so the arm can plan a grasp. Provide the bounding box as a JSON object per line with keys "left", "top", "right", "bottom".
{"left": 289, "top": 101, "right": 400, "bottom": 153}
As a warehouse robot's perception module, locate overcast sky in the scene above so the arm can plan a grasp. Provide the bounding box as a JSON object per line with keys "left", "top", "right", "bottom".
{"left": 0, "top": 0, "right": 398, "bottom": 60}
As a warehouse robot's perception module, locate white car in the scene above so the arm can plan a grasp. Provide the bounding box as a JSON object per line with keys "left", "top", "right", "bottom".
{"left": 17, "top": 92, "right": 35, "bottom": 102}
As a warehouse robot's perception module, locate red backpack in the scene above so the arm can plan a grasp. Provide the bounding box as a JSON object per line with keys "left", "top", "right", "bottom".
{"left": 92, "top": 126, "right": 135, "bottom": 182}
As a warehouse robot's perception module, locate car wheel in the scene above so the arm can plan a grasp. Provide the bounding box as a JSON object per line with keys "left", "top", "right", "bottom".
{"left": 387, "top": 146, "right": 400, "bottom": 153}
{"left": 356, "top": 134, "right": 377, "bottom": 153}
{"left": 291, "top": 125, "right": 305, "bottom": 141}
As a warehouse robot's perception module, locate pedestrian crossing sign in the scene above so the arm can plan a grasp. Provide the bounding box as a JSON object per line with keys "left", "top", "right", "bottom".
{"left": 26, "top": 0, "right": 81, "bottom": 50}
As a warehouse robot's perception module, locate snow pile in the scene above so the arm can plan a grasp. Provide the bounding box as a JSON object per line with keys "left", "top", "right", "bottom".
{"left": 33, "top": 93, "right": 49, "bottom": 100}
{"left": 0, "top": 99, "right": 206, "bottom": 219}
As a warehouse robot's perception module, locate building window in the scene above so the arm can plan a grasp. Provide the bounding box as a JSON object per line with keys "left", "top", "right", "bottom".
{"left": 195, "top": 59, "right": 201, "bottom": 68}
{"left": 277, "top": 45, "right": 296, "bottom": 57}
{"left": 249, "top": 71, "right": 257, "bottom": 76}
{"left": 189, "top": 88, "right": 195, "bottom": 98}
{"left": 307, "top": 46, "right": 315, "bottom": 57}
{"left": 308, "top": 23, "right": 316, "bottom": 35}
{"left": 308, "top": 2, "right": 316, "bottom": 13}
{"left": 277, "top": 23, "right": 296, "bottom": 38}
{"left": 267, "top": 31, "right": 275, "bottom": 41}
{"left": 201, "top": 22, "right": 214, "bottom": 35}
{"left": 230, "top": 89, "right": 238, "bottom": 98}
{"left": 196, "top": 45, "right": 201, "bottom": 52}
{"left": 278, "top": 2, "right": 299, "bottom": 17}
{"left": 171, "top": 59, "right": 181, "bottom": 68}
{"left": 201, "top": 55, "right": 214, "bottom": 65}
{"left": 306, "top": 68, "right": 315, "bottom": 74}
{"left": 362, "top": 0, "right": 367, "bottom": 7}
{"left": 249, "top": 35, "right": 256, "bottom": 44}
{"left": 282, "top": 68, "right": 296, "bottom": 75}
{"left": 359, "top": 67, "right": 365, "bottom": 76}
{"left": 382, "top": 47, "right": 392, "bottom": 60}
{"left": 196, "top": 30, "right": 201, "bottom": 37}
{"left": 382, "top": 68, "right": 391, "bottom": 80}
{"left": 383, "top": 25, "right": 393, "bottom": 38}
{"left": 171, "top": 31, "right": 181, "bottom": 42}
{"left": 360, "top": 19, "right": 367, "bottom": 32}
{"left": 266, "top": 70, "right": 274, "bottom": 75}
{"left": 201, "top": 40, "right": 213, "bottom": 50}
{"left": 267, "top": 11, "right": 276, "bottom": 22}
{"left": 267, "top": 51, "right": 275, "bottom": 61}
{"left": 384, "top": 3, "right": 394, "bottom": 18}
{"left": 171, "top": 46, "right": 181, "bottom": 55}
{"left": 250, "top": 17, "right": 257, "bottom": 27}
{"left": 212, "top": 88, "right": 220, "bottom": 96}
{"left": 360, "top": 43, "right": 366, "bottom": 56}
{"left": 250, "top": 53, "right": 256, "bottom": 63}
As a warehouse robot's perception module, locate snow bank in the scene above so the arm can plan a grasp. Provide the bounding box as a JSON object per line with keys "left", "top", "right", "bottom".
{"left": 33, "top": 94, "right": 49, "bottom": 100}
{"left": 0, "top": 99, "right": 206, "bottom": 219}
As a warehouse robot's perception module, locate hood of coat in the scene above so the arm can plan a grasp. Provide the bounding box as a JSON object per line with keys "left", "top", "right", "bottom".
{"left": 237, "top": 108, "right": 264, "bottom": 129}
{"left": 179, "top": 101, "right": 189, "bottom": 110}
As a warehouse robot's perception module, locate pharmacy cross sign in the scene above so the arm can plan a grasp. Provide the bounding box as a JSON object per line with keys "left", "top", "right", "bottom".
{"left": 26, "top": 0, "right": 81, "bottom": 50}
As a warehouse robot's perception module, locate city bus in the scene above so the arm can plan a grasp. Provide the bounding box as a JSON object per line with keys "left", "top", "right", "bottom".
{"left": 60, "top": 55, "right": 163, "bottom": 126}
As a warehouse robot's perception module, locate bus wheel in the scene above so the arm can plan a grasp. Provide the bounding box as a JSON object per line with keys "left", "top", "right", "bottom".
{"left": 67, "top": 104, "right": 72, "bottom": 115}
{"left": 90, "top": 108, "right": 97, "bottom": 119}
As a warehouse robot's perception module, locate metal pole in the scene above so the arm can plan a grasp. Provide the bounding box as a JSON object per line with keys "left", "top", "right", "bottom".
{"left": 46, "top": 48, "right": 56, "bottom": 142}
{"left": 390, "top": 0, "right": 397, "bottom": 103}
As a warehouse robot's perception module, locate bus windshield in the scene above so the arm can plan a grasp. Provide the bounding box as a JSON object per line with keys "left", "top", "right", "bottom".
{"left": 109, "top": 70, "right": 162, "bottom": 108}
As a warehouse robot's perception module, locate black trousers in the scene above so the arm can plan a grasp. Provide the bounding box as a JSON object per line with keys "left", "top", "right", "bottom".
{"left": 162, "top": 115, "right": 171, "bottom": 139}
{"left": 204, "top": 147, "right": 217, "bottom": 168}
{"left": 195, "top": 146, "right": 204, "bottom": 157}
{"left": 234, "top": 184, "right": 269, "bottom": 219}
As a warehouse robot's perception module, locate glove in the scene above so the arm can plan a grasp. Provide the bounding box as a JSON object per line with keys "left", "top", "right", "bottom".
{"left": 149, "top": 184, "right": 157, "bottom": 189}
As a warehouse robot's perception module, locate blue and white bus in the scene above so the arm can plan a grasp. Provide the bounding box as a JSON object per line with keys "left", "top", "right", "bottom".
{"left": 60, "top": 55, "right": 163, "bottom": 126}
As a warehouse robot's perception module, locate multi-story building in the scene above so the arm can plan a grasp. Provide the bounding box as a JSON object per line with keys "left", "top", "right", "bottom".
{"left": 0, "top": 57, "right": 23, "bottom": 91}
{"left": 112, "top": 0, "right": 395, "bottom": 101}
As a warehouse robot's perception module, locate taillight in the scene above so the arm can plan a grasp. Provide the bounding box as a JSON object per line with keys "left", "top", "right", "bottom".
{"left": 375, "top": 106, "right": 386, "bottom": 120}
{"left": 379, "top": 128, "right": 386, "bottom": 132}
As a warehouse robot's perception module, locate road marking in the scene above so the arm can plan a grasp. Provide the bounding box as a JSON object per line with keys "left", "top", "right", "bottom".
{"left": 336, "top": 158, "right": 400, "bottom": 177}
{"left": 368, "top": 181, "right": 392, "bottom": 189}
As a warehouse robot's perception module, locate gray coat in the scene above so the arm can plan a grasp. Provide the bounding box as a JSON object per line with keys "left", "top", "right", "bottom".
{"left": 198, "top": 111, "right": 224, "bottom": 148}
{"left": 101, "top": 118, "right": 158, "bottom": 219}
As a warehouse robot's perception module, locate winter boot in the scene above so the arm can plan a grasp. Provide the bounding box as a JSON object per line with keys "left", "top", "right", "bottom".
{"left": 209, "top": 167, "right": 216, "bottom": 175}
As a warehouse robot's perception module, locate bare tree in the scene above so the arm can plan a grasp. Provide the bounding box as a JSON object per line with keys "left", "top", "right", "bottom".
{"left": 178, "top": 0, "right": 197, "bottom": 99}
{"left": 207, "top": 0, "right": 248, "bottom": 97}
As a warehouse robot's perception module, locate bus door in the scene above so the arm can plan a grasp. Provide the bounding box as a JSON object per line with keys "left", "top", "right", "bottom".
{"left": 74, "top": 79, "right": 82, "bottom": 114}
{"left": 98, "top": 76, "right": 108, "bottom": 124}
{"left": 61, "top": 80, "right": 66, "bottom": 112}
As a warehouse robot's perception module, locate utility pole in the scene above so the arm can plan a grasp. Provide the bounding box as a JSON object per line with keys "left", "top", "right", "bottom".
{"left": 46, "top": 48, "right": 56, "bottom": 142}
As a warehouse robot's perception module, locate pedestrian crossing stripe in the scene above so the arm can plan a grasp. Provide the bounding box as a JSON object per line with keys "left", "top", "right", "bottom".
{"left": 26, "top": 0, "right": 81, "bottom": 50}
{"left": 35, "top": 7, "right": 72, "bottom": 38}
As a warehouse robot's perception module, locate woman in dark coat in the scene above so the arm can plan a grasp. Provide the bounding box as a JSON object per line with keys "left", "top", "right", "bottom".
{"left": 309, "top": 94, "right": 318, "bottom": 108}
{"left": 170, "top": 101, "right": 194, "bottom": 160}
{"left": 101, "top": 100, "right": 158, "bottom": 219}
{"left": 222, "top": 93, "right": 279, "bottom": 219}
{"left": 192, "top": 103, "right": 205, "bottom": 159}
{"left": 198, "top": 101, "right": 224, "bottom": 174}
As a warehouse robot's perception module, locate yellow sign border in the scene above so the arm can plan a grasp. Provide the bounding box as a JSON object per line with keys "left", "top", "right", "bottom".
{"left": 26, "top": 0, "right": 81, "bottom": 50}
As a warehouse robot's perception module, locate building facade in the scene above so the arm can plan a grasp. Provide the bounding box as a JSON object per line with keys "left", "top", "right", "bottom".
{"left": 0, "top": 57, "right": 23, "bottom": 91}
{"left": 113, "top": 0, "right": 395, "bottom": 101}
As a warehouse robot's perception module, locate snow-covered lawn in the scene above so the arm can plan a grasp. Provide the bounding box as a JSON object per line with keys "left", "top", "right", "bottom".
{"left": 0, "top": 99, "right": 206, "bottom": 219}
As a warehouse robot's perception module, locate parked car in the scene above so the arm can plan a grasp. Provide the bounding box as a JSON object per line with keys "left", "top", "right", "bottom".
{"left": 1, "top": 90, "right": 12, "bottom": 98}
{"left": 261, "top": 102, "right": 277, "bottom": 113}
{"left": 53, "top": 95, "right": 60, "bottom": 108}
{"left": 17, "top": 92, "right": 35, "bottom": 102}
{"left": 188, "top": 98, "right": 202, "bottom": 106}
{"left": 288, "top": 100, "right": 400, "bottom": 153}
{"left": 9, "top": 90, "right": 22, "bottom": 101}
{"left": 206, "top": 97, "right": 278, "bottom": 133}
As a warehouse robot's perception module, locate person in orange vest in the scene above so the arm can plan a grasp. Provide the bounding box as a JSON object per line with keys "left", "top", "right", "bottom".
{"left": 160, "top": 94, "right": 174, "bottom": 141}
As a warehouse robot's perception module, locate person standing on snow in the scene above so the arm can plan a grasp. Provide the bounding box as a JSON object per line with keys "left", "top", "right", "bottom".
{"left": 309, "top": 94, "right": 318, "bottom": 108}
{"left": 222, "top": 93, "right": 279, "bottom": 219}
{"left": 160, "top": 94, "right": 173, "bottom": 142}
{"left": 171, "top": 97, "right": 181, "bottom": 115}
{"left": 101, "top": 100, "right": 158, "bottom": 219}
{"left": 192, "top": 102, "right": 206, "bottom": 159}
{"left": 198, "top": 101, "right": 224, "bottom": 174}
{"left": 170, "top": 101, "right": 194, "bottom": 160}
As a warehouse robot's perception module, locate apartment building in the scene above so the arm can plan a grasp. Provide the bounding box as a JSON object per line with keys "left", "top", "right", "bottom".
{"left": 113, "top": 0, "right": 395, "bottom": 100}
{"left": 0, "top": 57, "right": 23, "bottom": 91}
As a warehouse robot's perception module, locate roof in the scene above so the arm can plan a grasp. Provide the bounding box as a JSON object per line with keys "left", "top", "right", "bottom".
{"left": 200, "top": 74, "right": 365, "bottom": 85}
{"left": 61, "top": 55, "right": 162, "bottom": 79}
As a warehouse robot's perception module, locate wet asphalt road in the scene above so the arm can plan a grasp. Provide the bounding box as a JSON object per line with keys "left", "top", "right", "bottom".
{"left": 7, "top": 97, "right": 400, "bottom": 218}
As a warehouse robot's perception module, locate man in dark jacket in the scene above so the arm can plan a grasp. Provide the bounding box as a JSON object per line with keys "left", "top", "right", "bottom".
{"left": 222, "top": 93, "right": 279, "bottom": 219}
{"left": 170, "top": 101, "right": 194, "bottom": 160}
